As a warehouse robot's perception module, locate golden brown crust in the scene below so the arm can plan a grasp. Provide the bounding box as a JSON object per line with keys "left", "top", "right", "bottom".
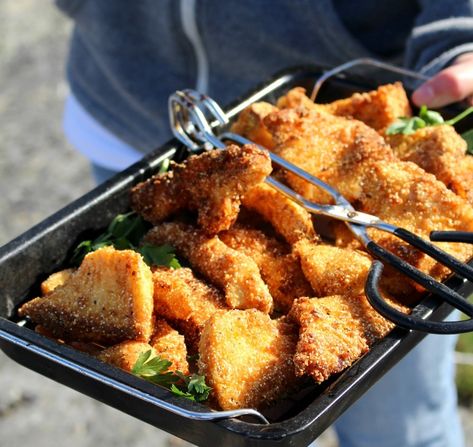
{"left": 152, "top": 267, "right": 226, "bottom": 352}
{"left": 242, "top": 183, "right": 318, "bottom": 244}
{"left": 150, "top": 318, "right": 189, "bottom": 374}
{"left": 387, "top": 125, "right": 473, "bottom": 204}
{"left": 257, "top": 101, "right": 473, "bottom": 300}
{"left": 19, "top": 247, "right": 154, "bottom": 344}
{"left": 293, "top": 240, "right": 371, "bottom": 297}
{"left": 130, "top": 144, "right": 272, "bottom": 235}
{"left": 97, "top": 341, "right": 155, "bottom": 372}
{"left": 322, "top": 82, "right": 412, "bottom": 133}
{"left": 220, "top": 223, "right": 313, "bottom": 313}
{"left": 144, "top": 222, "right": 273, "bottom": 313}
{"left": 229, "top": 102, "right": 277, "bottom": 149}
{"left": 40, "top": 269, "right": 74, "bottom": 295}
{"left": 198, "top": 309, "right": 298, "bottom": 410}
{"left": 289, "top": 294, "right": 408, "bottom": 382}
{"left": 266, "top": 107, "right": 395, "bottom": 204}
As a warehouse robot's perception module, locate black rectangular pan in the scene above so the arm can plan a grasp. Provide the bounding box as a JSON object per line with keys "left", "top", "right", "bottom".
{"left": 1, "top": 65, "right": 472, "bottom": 447}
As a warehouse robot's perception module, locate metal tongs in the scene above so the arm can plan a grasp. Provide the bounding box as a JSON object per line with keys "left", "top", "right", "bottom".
{"left": 168, "top": 80, "right": 473, "bottom": 335}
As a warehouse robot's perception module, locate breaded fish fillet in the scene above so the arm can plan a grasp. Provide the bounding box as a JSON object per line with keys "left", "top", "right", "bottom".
{"left": 18, "top": 247, "right": 154, "bottom": 344}
{"left": 293, "top": 240, "right": 371, "bottom": 297}
{"left": 220, "top": 223, "right": 313, "bottom": 313}
{"left": 40, "top": 268, "right": 74, "bottom": 295}
{"left": 242, "top": 183, "right": 318, "bottom": 244}
{"left": 265, "top": 107, "right": 395, "bottom": 204}
{"left": 263, "top": 106, "right": 473, "bottom": 299}
{"left": 152, "top": 267, "right": 226, "bottom": 352}
{"left": 321, "top": 82, "right": 412, "bottom": 133}
{"left": 97, "top": 340, "right": 155, "bottom": 372}
{"left": 144, "top": 222, "right": 273, "bottom": 313}
{"left": 130, "top": 144, "right": 272, "bottom": 235}
{"left": 289, "top": 294, "right": 408, "bottom": 383}
{"left": 387, "top": 125, "right": 473, "bottom": 204}
{"left": 230, "top": 102, "right": 278, "bottom": 149}
{"left": 150, "top": 318, "right": 189, "bottom": 374}
{"left": 198, "top": 309, "right": 298, "bottom": 410}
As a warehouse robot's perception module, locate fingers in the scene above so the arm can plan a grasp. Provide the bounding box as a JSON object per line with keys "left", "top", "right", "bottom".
{"left": 412, "top": 53, "right": 473, "bottom": 108}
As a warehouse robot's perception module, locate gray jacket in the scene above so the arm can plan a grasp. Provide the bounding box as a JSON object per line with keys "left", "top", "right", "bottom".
{"left": 57, "top": 0, "right": 473, "bottom": 152}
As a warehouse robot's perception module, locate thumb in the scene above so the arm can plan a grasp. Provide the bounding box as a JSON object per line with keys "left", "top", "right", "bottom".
{"left": 412, "top": 56, "right": 473, "bottom": 108}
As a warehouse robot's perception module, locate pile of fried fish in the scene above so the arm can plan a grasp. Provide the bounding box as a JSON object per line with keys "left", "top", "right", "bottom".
{"left": 19, "top": 83, "right": 473, "bottom": 411}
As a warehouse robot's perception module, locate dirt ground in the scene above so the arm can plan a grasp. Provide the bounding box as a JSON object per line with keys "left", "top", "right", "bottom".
{"left": 0, "top": 2, "right": 471, "bottom": 447}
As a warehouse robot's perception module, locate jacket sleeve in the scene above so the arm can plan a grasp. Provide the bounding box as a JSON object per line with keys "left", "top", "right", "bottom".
{"left": 404, "top": 0, "right": 473, "bottom": 77}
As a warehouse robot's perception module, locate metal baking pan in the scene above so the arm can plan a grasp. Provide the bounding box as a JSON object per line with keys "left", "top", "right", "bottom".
{"left": 1, "top": 65, "right": 473, "bottom": 447}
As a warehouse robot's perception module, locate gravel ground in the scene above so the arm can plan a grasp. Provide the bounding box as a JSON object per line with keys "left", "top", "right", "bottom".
{"left": 0, "top": 2, "right": 471, "bottom": 447}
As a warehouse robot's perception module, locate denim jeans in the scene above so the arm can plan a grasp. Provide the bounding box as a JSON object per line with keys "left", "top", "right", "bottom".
{"left": 332, "top": 329, "right": 462, "bottom": 447}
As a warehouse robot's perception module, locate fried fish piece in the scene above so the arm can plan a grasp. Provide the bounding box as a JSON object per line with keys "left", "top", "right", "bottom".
{"left": 265, "top": 107, "right": 395, "bottom": 204}
{"left": 152, "top": 267, "right": 226, "bottom": 352}
{"left": 130, "top": 144, "right": 272, "bottom": 235}
{"left": 220, "top": 223, "right": 313, "bottom": 313}
{"left": 289, "top": 294, "right": 408, "bottom": 383}
{"left": 361, "top": 160, "right": 473, "bottom": 298}
{"left": 18, "top": 247, "right": 154, "bottom": 344}
{"left": 40, "top": 268, "right": 74, "bottom": 295}
{"left": 387, "top": 125, "right": 473, "bottom": 204}
{"left": 97, "top": 340, "right": 155, "bottom": 372}
{"left": 198, "top": 309, "right": 298, "bottom": 410}
{"left": 322, "top": 83, "right": 412, "bottom": 133}
{"left": 242, "top": 183, "right": 318, "bottom": 244}
{"left": 262, "top": 106, "right": 473, "bottom": 299}
{"left": 144, "top": 222, "right": 273, "bottom": 313}
{"left": 293, "top": 240, "right": 371, "bottom": 297}
{"left": 150, "top": 318, "right": 189, "bottom": 374}
{"left": 230, "top": 102, "right": 278, "bottom": 149}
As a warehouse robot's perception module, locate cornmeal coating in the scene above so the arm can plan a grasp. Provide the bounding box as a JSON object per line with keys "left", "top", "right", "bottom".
{"left": 150, "top": 318, "right": 189, "bottom": 374}
{"left": 387, "top": 125, "right": 473, "bottom": 204}
{"left": 262, "top": 106, "right": 473, "bottom": 299}
{"left": 97, "top": 340, "right": 155, "bottom": 372}
{"left": 198, "top": 309, "right": 298, "bottom": 410}
{"left": 289, "top": 295, "right": 408, "bottom": 383}
{"left": 152, "top": 267, "right": 226, "bottom": 352}
{"left": 293, "top": 240, "right": 371, "bottom": 297}
{"left": 144, "top": 222, "right": 273, "bottom": 313}
{"left": 321, "top": 83, "right": 412, "bottom": 133}
{"left": 242, "top": 183, "right": 318, "bottom": 244}
{"left": 19, "top": 247, "right": 154, "bottom": 344}
{"left": 130, "top": 144, "right": 272, "bottom": 235}
{"left": 230, "top": 102, "right": 277, "bottom": 149}
{"left": 265, "top": 107, "right": 395, "bottom": 204}
{"left": 220, "top": 223, "right": 313, "bottom": 313}
{"left": 40, "top": 268, "right": 74, "bottom": 295}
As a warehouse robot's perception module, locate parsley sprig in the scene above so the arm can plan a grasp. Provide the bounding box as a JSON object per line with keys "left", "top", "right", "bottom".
{"left": 70, "top": 212, "right": 181, "bottom": 269}
{"left": 132, "top": 350, "right": 211, "bottom": 402}
{"left": 386, "top": 105, "right": 473, "bottom": 154}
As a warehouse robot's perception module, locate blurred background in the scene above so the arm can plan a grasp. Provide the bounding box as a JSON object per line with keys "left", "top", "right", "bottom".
{"left": 0, "top": 2, "right": 472, "bottom": 446}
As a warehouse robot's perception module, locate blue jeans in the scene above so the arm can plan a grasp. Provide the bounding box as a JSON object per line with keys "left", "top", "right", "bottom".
{"left": 91, "top": 163, "right": 118, "bottom": 184}
{"left": 332, "top": 329, "right": 463, "bottom": 447}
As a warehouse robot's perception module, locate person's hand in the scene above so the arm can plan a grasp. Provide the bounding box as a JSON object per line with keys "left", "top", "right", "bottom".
{"left": 412, "top": 53, "right": 473, "bottom": 108}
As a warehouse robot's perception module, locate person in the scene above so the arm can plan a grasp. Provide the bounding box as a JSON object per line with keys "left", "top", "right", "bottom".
{"left": 56, "top": 1, "right": 473, "bottom": 446}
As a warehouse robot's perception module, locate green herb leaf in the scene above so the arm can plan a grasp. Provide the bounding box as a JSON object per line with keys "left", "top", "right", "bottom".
{"left": 138, "top": 243, "right": 181, "bottom": 268}
{"left": 418, "top": 105, "right": 444, "bottom": 125}
{"left": 131, "top": 350, "right": 211, "bottom": 402}
{"left": 386, "top": 105, "right": 473, "bottom": 137}
{"left": 70, "top": 212, "right": 152, "bottom": 265}
{"left": 158, "top": 158, "right": 170, "bottom": 174}
{"left": 187, "top": 374, "right": 212, "bottom": 402}
{"left": 462, "top": 128, "right": 473, "bottom": 155}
